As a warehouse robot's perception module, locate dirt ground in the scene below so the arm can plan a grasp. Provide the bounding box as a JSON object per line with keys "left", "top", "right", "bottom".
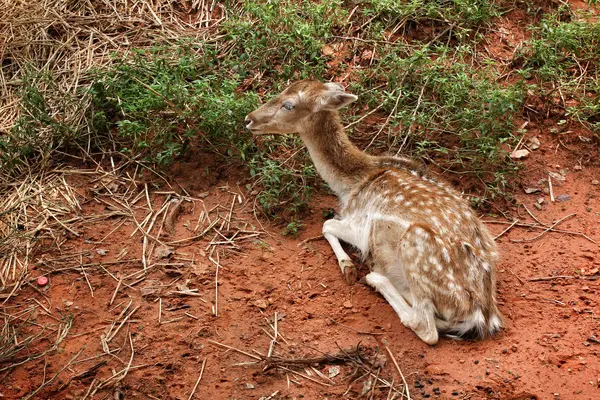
{"left": 2, "top": 114, "right": 599, "bottom": 400}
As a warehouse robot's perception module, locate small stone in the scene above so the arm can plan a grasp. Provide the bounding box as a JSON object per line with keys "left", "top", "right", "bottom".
{"left": 524, "top": 187, "right": 540, "bottom": 194}
{"left": 592, "top": 180, "right": 599, "bottom": 186}
{"left": 244, "top": 383, "right": 255, "bottom": 389}
{"left": 452, "top": 391, "right": 459, "bottom": 396}
{"left": 64, "top": 300, "right": 73, "bottom": 307}
{"left": 474, "top": 359, "right": 479, "bottom": 364}
{"left": 328, "top": 366, "right": 340, "bottom": 378}
{"left": 502, "top": 348, "right": 508, "bottom": 354}
{"left": 556, "top": 194, "right": 571, "bottom": 202}
{"left": 574, "top": 165, "right": 582, "bottom": 171}
{"left": 343, "top": 300, "right": 353, "bottom": 309}
{"left": 511, "top": 344, "right": 518, "bottom": 352}
{"left": 96, "top": 249, "right": 108, "bottom": 256}
{"left": 253, "top": 299, "right": 268, "bottom": 309}
{"left": 37, "top": 276, "right": 49, "bottom": 287}
{"left": 510, "top": 149, "right": 530, "bottom": 159}
{"left": 534, "top": 203, "right": 542, "bottom": 210}
{"left": 537, "top": 197, "right": 545, "bottom": 204}
{"left": 415, "top": 380, "right": 424, "bottom": 388}
{"left": 527, "top": 137, "right": 541, "bottom": 150}
{"left": 549, "top": 171, "right": 566, "bottom": 181}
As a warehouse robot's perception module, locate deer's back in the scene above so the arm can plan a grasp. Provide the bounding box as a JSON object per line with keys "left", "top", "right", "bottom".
{"left": 341, "top": 168, "right": 498, "bottom": 310}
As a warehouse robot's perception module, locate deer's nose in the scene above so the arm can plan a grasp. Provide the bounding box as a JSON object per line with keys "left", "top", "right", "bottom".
{"left": 244, "top": 116, "right": 253, "bottom": 129}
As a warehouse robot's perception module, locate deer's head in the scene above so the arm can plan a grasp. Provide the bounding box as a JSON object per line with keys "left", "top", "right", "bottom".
{"left": 245, "top": 80, "right": 358, "bottom": 135}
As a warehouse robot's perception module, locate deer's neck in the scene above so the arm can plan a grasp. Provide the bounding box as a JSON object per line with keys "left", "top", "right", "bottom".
{"left": 299, "top": 111, "right": 375, "bottom": 199}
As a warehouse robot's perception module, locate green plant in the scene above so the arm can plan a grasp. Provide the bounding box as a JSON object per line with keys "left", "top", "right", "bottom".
{"left": 520, "top": 8, "right": 600, "bottom": 137}
{"left": 363, "top": 0, "right": 499, "bottom": 39}
{"left": 349, "top": 44, "right": 523, "bottom": 201}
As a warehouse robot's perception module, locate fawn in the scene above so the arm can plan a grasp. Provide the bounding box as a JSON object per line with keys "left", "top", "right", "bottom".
{"left": 245, "top": 80, "right": 502, "bottom": 345}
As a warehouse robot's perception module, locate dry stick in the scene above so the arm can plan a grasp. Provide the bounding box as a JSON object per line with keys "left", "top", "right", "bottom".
{"left": 107, "top": 305, "right": 139, "bottom": 343}
{"left": 493, "top": 219, "right": 519, "bottom": 240}
{"left": 168, "top": 218, "right": 219, "bottom": 245}
{"left": 529, "top": 275, "right": 575, "bottom": 282}
{"left": 548, "top": 174, "right": 555, "bottom": 202}
{"left": 158, "top": 298, "right": 162, "bottom": 325}
{"left": 483, "top": 220, "right": 598, "bottom": 246}
{"left": 80, "top": 256, "right": 94, "bottom": 298}
{"left": 22, "top": 349, "right": 84, "bottom": 400}
{"left": 109, "top": 278, "right": 122, "bottom": 306}
{"left": 364, "top": 85, "right": 404, "bottom": 151}
{"left": 187, "top": 358, "right": 207, "bottom": 400}
{"left": 209, "top": 251, "right": 221, "bottom": 317}
{"left": 522, "top": 204, "right": 546, "bottom": 226}
{"left": 278, "top": 365, "right": 331, "bottom": 387}
{"left": 207, "top": 340, "right": 262, "bottom": 361}
{"left": 510, "top": 213, "right": 576, "bottom": 243}
{"left": 384, "top": 345, "right": 410, "bottom": 400}
{"left": 267, "top": 311, "right": 278, "bottom": 358}
{"left": 344, "top": 103, "right": 384, "bottom": 130}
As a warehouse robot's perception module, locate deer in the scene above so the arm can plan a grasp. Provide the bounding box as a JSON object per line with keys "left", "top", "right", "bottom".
{"left": 244, "top": 80, "right": 502, "bottom": 345}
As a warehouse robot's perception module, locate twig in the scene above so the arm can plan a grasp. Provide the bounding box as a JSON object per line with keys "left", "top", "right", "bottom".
{"left": 529, "top": 275, "right": 574, "bottom": 282}
{"left": 493, "top": 219, "right": 519, "bottom": 240}
{"left": 187, "top": 358, "right": 207, "bottom": 400}
{"left": 510, "top": 213, "right": 576, "bottom": 243}
{"left": 109, "top": 278, "right": 122, "bottom": 306}
{"left": 548, "top": 174, "right": 555, "bottom": 203}
{"left": 384, "top": 345, "right": 410, "bottom": 400}
{"left": 207, "top": 340, "right": 262, "bottom": 361}
{"left": 22, "top": 349, "right": 84, "bottom": 400}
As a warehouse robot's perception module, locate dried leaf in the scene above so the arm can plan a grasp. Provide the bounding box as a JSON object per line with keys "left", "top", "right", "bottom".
{"left": 154, "top": 245, "right": 174, "bottom": 260}
{"left": 527, "top": 137, "right": 541, "bottom": 150}
{"left": 328, "top": 366, "right": 340, "bottom": 378}
{"left": 253, "top": 299, "right": 268, "bottom": 309}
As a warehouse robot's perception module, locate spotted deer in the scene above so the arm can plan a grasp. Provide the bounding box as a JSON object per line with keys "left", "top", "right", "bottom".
{"left": 245, "top": 80, "right": 502, "bottom": 345}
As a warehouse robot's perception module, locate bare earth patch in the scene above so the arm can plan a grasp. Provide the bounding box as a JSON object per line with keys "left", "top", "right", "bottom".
{"left": 2, "top": 119, "right": 599, "bottom": 400}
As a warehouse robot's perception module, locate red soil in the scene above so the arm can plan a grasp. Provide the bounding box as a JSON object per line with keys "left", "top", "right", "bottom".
{"left": 2, "top": 117, "right": 600, "bottom": 400}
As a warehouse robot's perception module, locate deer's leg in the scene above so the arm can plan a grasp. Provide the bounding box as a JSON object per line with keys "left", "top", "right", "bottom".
{"left": 322, "top": 219, "right": 360, "bottom": 284}
{"left": 365, "top": 271, "right": 438, "bottom": 345}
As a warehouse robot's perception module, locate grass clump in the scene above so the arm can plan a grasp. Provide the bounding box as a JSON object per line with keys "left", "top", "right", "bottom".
{"left": 223, "top": 0, "right": 347, "bottom": 82}
{"left": 362, "top": 0, "right": 499, "bottom": 39}
{"left": 351, "top": 45, "right": 524, "bottom": 201}
{"left": 521, "top": 8, "right": 600, "bottom": 138}
{"left": 90, "top": 45, "right": 258, "bottom": 166}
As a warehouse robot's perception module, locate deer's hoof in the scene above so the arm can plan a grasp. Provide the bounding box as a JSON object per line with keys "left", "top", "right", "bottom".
{"left": 340, "top": 260, "right": 358, "bottom": 285}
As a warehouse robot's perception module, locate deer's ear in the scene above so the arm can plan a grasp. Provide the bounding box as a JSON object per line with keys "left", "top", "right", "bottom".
{"left": 316, "top": 90, "right": 358, "bottom": 111}
{"left": 324, "top": 82, "right": 345, "bottom": 92}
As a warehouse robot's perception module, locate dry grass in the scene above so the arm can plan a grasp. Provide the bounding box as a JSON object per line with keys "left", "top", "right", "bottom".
{"left": 0, "top": 0, "right": 226, "bottom": 300}
{"left": 0, "top": 0, "right": 219, "bottom": 134}
{"left": 0, "top": 172, "right": 82, "bottom": 294}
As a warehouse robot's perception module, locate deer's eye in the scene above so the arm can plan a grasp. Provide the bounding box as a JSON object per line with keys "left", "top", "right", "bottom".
{"left": 282, "top": 101, "right": 295, "bottom": 111}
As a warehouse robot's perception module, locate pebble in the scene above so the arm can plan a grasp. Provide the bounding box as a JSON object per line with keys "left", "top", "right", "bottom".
{"left": 556, "top": 194, "right": 571, "bottom": 202}
{"left": 592, "top": 180, "right": 600, "bottom": 186}
{"left": 415, "top": 380, "right": 424, "bottom": 388}
{"left": 343, "top": 300, "right": 353, "bottom": 309}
